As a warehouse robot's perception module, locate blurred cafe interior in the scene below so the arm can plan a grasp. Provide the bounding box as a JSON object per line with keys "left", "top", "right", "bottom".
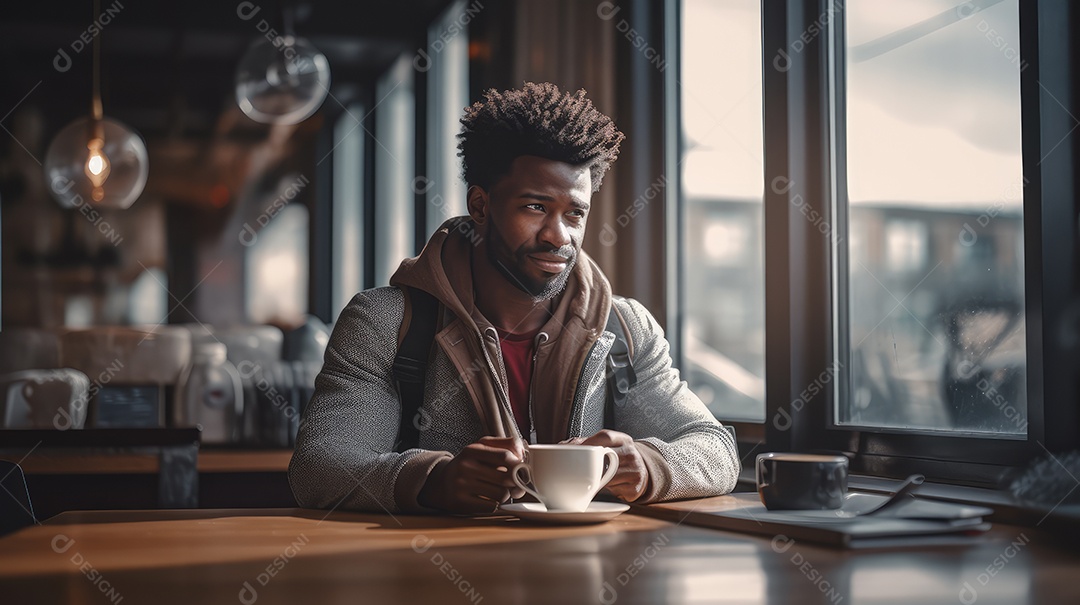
{"left": 1, "top": 0, "right": 1079, "bottom": 601}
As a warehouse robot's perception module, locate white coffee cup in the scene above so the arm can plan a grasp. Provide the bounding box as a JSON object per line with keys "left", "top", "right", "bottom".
{"left": 511, "top": 444, "right": 619, "bottom": 512}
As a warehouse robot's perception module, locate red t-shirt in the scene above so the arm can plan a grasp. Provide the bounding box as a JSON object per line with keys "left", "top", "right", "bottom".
{"left": 495, "top": 326, "right": 541, "bottom": 436}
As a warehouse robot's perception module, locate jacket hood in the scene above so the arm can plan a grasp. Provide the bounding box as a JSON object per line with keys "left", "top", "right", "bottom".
{"left": 389, "top": 216, "right": 612, "bottom": 343}
{"left": 389, "top": 216, "right": 614, "bottom": 443}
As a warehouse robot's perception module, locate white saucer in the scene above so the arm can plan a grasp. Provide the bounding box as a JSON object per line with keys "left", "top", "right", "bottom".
{"left": 500, "top": 502, "right": 630, "bottom": 525}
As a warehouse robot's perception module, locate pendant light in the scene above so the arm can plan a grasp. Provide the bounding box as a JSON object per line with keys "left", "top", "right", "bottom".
{"left": 44, "top": 0, "right": 149, "bottom": 210}
{"left": 234, "top": 3, "right": 330, "bottom": 125}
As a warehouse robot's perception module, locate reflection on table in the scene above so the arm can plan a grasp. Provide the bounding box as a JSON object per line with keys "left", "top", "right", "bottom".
{"left": 0, "top": 497, "right": 1077, "bottom": 604}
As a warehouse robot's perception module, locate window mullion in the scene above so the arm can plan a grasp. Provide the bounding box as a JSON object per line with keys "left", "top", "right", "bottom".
{"left": 763, "top": 0, "right": 837, "bottom": 453}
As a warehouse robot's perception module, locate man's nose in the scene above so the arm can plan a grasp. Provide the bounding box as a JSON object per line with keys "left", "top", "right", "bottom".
{"left": 539, "top": 216, "right": 571, "bottom": 250}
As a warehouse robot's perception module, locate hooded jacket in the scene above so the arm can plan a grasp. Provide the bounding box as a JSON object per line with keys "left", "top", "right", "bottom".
{"left": 289, "top": 217, "right": 740, "bottom": 513}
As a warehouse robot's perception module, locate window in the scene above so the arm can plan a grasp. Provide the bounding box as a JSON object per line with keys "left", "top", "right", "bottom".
{"left": 332, "top": 103, "right": 365, "bottom": 319}
{"left": 840, "top": 0, "right": 1027, "bottom": 437}
{"left": 680, "top": 0, "right": 765, "bottom": 422}
{"left": 374, "top": 56, "right": 416, "bottom": 286}
{"left": 129, "top": 266, "right": 168, "bottom": 325}
{"left": 670, "top": 0, "right": 1077, "bottom": 478}
{"left": 246, "top": 202, "right": 309, "bottom": 324}
{"left": 752, "top": 0, "right": 1080, "bottom": 481}
{"left": 423, "top": 0, "right": 470, "bottom": 237}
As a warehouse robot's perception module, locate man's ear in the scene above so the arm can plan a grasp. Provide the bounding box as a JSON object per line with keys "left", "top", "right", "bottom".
{"left": 467, "top": 185, "right": 489, "bottom": 225}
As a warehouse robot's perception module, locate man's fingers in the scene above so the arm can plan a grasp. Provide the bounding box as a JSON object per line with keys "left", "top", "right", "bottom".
{"left": 472, "top": 469, "right": 521, "bottom": 491}
{"left": 604, "top": 469, "right": 647, "bottom": 495}
{"left": 605, "top": 472, "right": 640, "bottom": 485}
{"left": 578, "top": 435, "right": 613, "bottom": 447}
{"left": 578, "top": 429, "right": 626, "bottom": 448}
{"left": 462, "top": 443, "right": 524, "bottom": 467}
{"left": 452, "top": 494, "right": 503, "bottom": 514}
{"left": 605, "top": 472, "right": 643, "bottom": 488}
{"left": 477, "top": 436, "right": 526, "bottom": 460}
{"left": 458, "top": 455, "right": 521, "bottom": 488}
{"left": 441, "top": 472, "right": 512, "bottom": 508}
{"left": 604, "top": 484, "right": 642, "bottom": 501}
{"left": 422, "top": 438, "right": 533, "bottom": 513}
{"left": 470, "top": 482, "right": 512, "bottom": 504}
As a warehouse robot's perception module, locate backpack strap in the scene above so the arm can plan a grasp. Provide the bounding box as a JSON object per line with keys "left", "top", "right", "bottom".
{"left": 604, "top": 298, "right": 637, "bottom": 428}
{"left": 394, "top": 289, "right": 637, "bottom": 445}
{"left": 393, "top": 286, "right": 439, "bottom": 452}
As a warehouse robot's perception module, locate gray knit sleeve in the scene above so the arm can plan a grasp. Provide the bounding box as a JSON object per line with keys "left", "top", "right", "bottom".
{"left": 288, "top": 287, "right": 451, "bottom": 513}
{"left": 613, "top": 297, "right": 741, "bottom": 501}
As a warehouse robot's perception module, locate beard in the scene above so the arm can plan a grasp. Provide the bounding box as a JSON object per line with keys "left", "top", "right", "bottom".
{"left": 485, "top": 221, "right": 577, "bottom": 303}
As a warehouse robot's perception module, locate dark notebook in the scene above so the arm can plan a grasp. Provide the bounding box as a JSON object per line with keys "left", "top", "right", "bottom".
{"left": 636, "top": 492, "right": 993, "bottom": 549}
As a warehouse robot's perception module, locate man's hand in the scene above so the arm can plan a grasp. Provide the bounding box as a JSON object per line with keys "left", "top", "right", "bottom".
{"left": 563, "top": 429, "right": 649, "bottom": 502}
{"left": 418, "top": 437, "right": 526, "bottom": 514}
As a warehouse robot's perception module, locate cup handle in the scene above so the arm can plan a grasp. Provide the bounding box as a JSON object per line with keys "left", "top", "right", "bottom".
{"left": 598, "top": 447, "right": 620, "bottom": 488}
{"left": 511, "top": 462, "right": 543, "bottom": 502}
{"left": 756, "top": 456, "right": 771, "bottom": 489}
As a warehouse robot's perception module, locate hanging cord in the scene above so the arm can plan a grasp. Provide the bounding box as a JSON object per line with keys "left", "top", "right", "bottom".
{"left": 91, "top": 0, "right": 103, "bottom": 123}
{"left": 281, "top": 0, "right": 295, "bottom": 38}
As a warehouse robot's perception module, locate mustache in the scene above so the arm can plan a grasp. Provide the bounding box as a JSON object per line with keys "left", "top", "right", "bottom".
{"left": 521, "top": 244, "right": 576, "bottom": 262}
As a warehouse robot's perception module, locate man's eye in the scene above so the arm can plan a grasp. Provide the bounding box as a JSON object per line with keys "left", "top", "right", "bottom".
{"left": 526, "top": 203, "right": 545, "bottom": 211}
{"left": 569, "top": 210, "right": 586, "bottom": 218}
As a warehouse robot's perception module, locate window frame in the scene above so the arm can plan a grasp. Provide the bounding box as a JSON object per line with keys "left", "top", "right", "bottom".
{"left": 757, "top": 0, "right": 1079, "bottom": 487}
{"left": 673, "top": 0, "right": 769, "bottom": 444}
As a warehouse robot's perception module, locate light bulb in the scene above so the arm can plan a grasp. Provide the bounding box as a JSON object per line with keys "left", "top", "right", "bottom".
{"left": 235, "top": 35, "right": 330, "bottom": 125}
{"left": 85, "top": 141, "right": 109, "bottom": 182}
{"left": 45, "top": 117, "right": 149, "bottom": 210}
{"left": 85, "top": 137, "right": 111, "bottom": 202}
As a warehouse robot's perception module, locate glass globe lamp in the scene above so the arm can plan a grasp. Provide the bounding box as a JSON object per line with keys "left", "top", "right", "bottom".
{"left": 43, "top": 116, "right": 150, "bottom": 210}
{"left": 235, "top": 35, "right": 330, "bottom": 125}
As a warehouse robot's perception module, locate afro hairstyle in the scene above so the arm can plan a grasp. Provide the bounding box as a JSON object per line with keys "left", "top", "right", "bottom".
{"left": 457, "top": 82, "right": 624, "bottom": 192}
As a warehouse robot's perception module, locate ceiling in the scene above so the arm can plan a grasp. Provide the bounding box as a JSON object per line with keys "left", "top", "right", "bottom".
{"left": 0, "top": 0, "right": 455, "bottom": 139}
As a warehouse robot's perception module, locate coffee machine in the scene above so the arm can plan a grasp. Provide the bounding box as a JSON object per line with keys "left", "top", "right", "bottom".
{"left": 59, "top": 326, "right": 191, "bottom": 428}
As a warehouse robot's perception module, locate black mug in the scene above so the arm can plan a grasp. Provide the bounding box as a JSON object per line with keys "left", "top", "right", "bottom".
{"left": 756, "top": 452, "right": 849, "bottom": 511}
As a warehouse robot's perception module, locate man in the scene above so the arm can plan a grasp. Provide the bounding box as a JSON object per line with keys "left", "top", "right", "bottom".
{"left": 289, "top": 82, "right": 739, "bottom": 514}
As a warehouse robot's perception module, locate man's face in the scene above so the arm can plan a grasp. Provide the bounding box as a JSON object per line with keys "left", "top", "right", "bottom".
{"left": 476, "top": 155, "right": 592, "bottom": 302}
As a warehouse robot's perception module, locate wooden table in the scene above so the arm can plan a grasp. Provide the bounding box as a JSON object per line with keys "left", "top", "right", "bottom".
{"left": 12, "top": 449, "right": 293, "bottom": 474}
{"left": 1, "top": 498, "right": 1078, "bottom": 604}
{"left": 3, "top": 444, "right": 297, "bottom": 517}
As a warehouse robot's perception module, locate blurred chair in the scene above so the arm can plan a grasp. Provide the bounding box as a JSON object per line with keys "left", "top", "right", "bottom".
{"left": 0, "top": 369, "right": 90, "bottom": 429}
{"left": 0, "top": 327, "right": 61, "bottom": 374}
{"left": 941, "top": 299, "right": 1025, "bottom": 431}
{"left": 0, "top": 460, "right": 37, "bottom": 536}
